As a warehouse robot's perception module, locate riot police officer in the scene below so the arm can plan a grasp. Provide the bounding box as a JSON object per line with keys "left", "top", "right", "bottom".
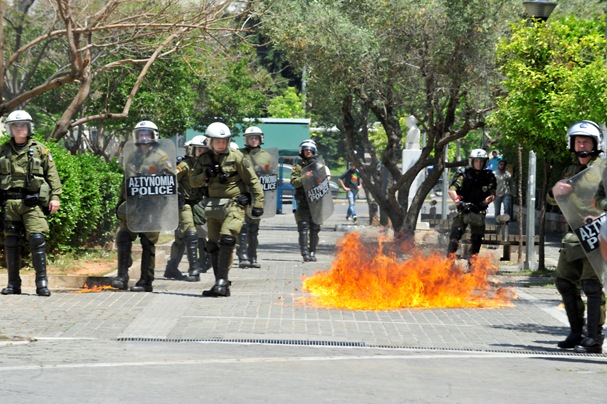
{"left": 447, "top": 149, "right": 496, "bottom": 258}
{"left": 190, "top": 122, "right": 264, "bottom": 297}
{"left": 0, "top": 110, "right": 62, "bottom": 297}
{"left": 291, "top": 139, "right": 327, "bottom": 262}
{"left": 237, "top": 126, "right": 274, "bottom": 269}
{"left": 551, "top": 121, "right": 605, "bottom": 354}
{"left": 163, "top": 135, "right": 209, "bottom": 281}
{"left": 112, "top": 121, "right": 175, "bottom": 292}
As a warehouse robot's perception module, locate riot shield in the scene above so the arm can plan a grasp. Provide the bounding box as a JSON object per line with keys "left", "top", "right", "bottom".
{"left": 302, "top": 157, "right": 334, "bottom": 224}
{"left": 122, "top": 139, "right": 179, "bottom": 232}
{"left": 249, "top": 147, "right": 278, "bottom": 219}
{"left": 554, "top": 159, "right": 606, "bottom": 285}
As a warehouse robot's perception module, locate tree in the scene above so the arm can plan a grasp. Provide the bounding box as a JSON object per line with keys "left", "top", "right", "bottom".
{"left": 256, "top": 0, "right": 519, "bottom": 237}
{"left": 0, "top": 0, "right": 251, "bottom": 141}
{"left": 488, "top": 15, "right": 607, "bottom": 269}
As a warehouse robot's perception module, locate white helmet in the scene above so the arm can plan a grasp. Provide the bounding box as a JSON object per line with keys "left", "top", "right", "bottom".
{"left": 299, "top": 139, "right": 317, "bottom": 158}
{"left": 132, "top": 120, "right": 159, "bottom": 144}
{"left": 190, "top": 135, "right": 208, "bottom": 148}
{"left": 244, "top": 126, "right": 264, "bottom": 146}
{"left": 184, "top": 135, "right": 208, "bottom": 157}
{"left": 469, "top": 148, "right": 488, "bottom": 169}
{"left": 6, "top": 110, "right": 34, "bottom": 137}
{"left": 567, "top": 120, "right": 601, "bottom": 154}
{"left": 205, "top": 122, "right": 231, "bottom": 139}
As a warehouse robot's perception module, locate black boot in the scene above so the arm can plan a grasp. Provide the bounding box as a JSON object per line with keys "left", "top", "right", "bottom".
{"left": 556, "top": 278, "right": 585, "bottom": 349}
{"left": 164, "top": 232, "right": 186, "bottom": 280}
{"left": 184, "top": 231, "right": 201, "bottom": 281}
{"left": 298, "top": 221, "right": 311, "bottom": 262}
{"left": 308, "top": 223, "right": 320, "bottom": 262}
{"left": 111, "top": 230, "right": 131, "bottom": 290}
{"left": 575, "top": 280, "right": 604, "bottom": 354}
{"left": 29, "top": 234, "right": 50, "bottom": 297}
{"left": 1, "top": 236, "right": 22, "bottom": 295}
{"left": 237, "top": 223, "right": 250, "bottom": 269}
{"left": 203, "top": 236, "right": 234, "bottom": 297}
{"left": 131, "top": 235, "right": 154, "bottom": 292}
{"left": 206, "top": 241, "right": 219, "bottom": 280}
{"left": 198, "top": 237, "right": 211, "bottom": 273}
{"left": 248, "top": 223, "right": 261, "bottom": 268}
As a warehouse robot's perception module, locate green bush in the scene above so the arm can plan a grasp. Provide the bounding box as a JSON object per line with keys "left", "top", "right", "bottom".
{"left": 35, "top": 137, "right": 122, "bottom": 254}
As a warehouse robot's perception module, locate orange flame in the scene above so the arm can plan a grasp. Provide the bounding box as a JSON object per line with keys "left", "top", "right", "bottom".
{"left": 72, "top": 284, "right": 118, "bottom": 293}
{"left": 301, "top": 232, "right": 514, "bottom": 310}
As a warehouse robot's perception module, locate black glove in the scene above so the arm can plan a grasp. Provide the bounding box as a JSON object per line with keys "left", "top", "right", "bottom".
{"left": 235, "top": 193, "right": 252, "bottom": 206}
{"left": 458, "top": 202, "right": 473, "bottom": 213}
{"left": 251, "top": 207, "right": 264, "bottom": 217}
{"left": 205, "top": 164, "right": 220, "bottom": 178}
{"left": 459, "top": 202, "right": 480, "bottom": 214}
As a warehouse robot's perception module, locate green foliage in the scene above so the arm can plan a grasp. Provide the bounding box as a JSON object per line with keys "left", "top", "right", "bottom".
{"left": 192, "top": 45, "right": 270, "bottom": 137}
{"left": 35, "top": 137, "right": 122, "bottom": 254}
{"left": 267, "top": 87, "right": 305, "bottom": 118}
{"left": 488, "top": 15, "right": 607, "bottom": 160}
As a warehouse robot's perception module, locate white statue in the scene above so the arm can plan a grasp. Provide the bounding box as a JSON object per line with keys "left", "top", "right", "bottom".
{"left": 405, "top": 115, "right": 420, "bottom": 150}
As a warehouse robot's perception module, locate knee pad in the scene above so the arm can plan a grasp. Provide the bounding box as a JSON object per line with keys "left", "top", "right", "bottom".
{"left": 4, "top": 235, "right": 21, "bottom": 248}
{"left": 556, "top": 277, "right": 578, "bottom": 296}
{"left": 248, "top": 223, "right": 259, "bottom": 236}
{"left": 28, "top": 233, "right": 45, "bottom": 249}
{"left": 310, "top": 222, "right": 321, "bottom": 233}
{"left": 449, "top": 227, "right": 464, "bottom": 240}
{"left": 297, "top": 221, "right": 310, "bottom": 232}
{"left": 219, "top": 234, "right": 236, "bottom": 247}
{"left": 582, "top": 279, "right": 603, "bottom": 299}
{"left": 4, "top": 221, "right": 23, "bottom": 235}
{"left": 184, "top": 230, "right": 198, "bottom": 242}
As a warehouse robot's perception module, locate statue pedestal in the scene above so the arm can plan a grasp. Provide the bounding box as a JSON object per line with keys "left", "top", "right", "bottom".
{"left": 402, "top": 149, "right": 425, "bottom": 225}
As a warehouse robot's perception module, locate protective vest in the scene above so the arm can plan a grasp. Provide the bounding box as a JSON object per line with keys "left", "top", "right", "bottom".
{"left": 451, "top": 167, "right": 496, "bottom": 208}
{"left": 0, "top": 139, "right": 50, "bottom": 193}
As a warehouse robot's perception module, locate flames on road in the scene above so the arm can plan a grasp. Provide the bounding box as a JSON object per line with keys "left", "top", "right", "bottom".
{"left": 72, "top": 284, "right": 118, "bottom": 293}
{"left": 302, "top": 232, "right": 514, "bottom": 310}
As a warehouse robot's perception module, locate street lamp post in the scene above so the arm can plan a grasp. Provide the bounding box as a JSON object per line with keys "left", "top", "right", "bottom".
{"left": 523, "top": 1, "right": 557, "bottom": 22}
{"left": 522, "top": 0, "right": 556, "bottom": 270}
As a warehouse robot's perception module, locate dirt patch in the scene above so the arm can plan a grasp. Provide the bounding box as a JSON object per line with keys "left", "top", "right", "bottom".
{"left": 48, "top": 259, "right": 117, "bottom": 277}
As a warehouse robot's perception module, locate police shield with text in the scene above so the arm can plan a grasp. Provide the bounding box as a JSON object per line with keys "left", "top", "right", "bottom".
{"left": 236, "top": 125, "right": 278, "bottom": 269}
{"left": 112, "top": 121, "right": 177, "bottom": 292}
{"left": 301, "top": 156, "right": 334, "bottom": 225}
{"left": 122, "top": 130, "right": 178, "bottom": 233}
{"left": 291, "top": 140, "right": 333, "bottom": 262}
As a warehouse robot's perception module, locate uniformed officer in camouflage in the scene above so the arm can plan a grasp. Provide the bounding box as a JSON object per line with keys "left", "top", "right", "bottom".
{"left": 190, "top": 122, "right": 264, "bottom": 297}
{"left": 0, "top": 110, "right": 62, "bottom": 297}
{"left": 236, "top": 126, "right": 273, "bottom": 269}
{"left": 551, "top": 121, "right": 605, "bottom": 354}
{"left": 111, "top": 121, "right": 174, "bottom": 293}
{"left": 447, "top": 149, "right": 496, "bottom": 258}
{"left": 163, "top": 135, "right": 209, "bottom": 282}
{"left": 291, "top": 139, "right": 324, "bottom": 262}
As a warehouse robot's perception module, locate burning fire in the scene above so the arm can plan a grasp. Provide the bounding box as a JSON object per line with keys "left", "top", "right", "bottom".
{"left": 72, "top": 284, "right": 118, "bottom": 293}
{"left": 302, "top": 232, "right": 514, "bottom": 310}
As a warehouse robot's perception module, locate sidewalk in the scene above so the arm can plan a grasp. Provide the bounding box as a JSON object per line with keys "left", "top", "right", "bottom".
{"left": 0, "top": 200, "right": 587, "bottom": 349}
{"left": 0, "top": 199, "right": 605, "bottom": 403}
